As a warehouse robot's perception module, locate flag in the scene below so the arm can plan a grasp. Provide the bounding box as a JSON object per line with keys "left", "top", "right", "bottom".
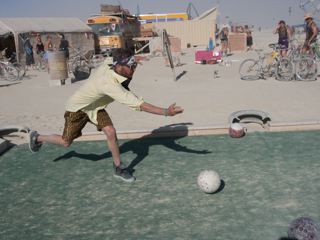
{"left": 137, "top": 5, "right": 140, "bottom": 17}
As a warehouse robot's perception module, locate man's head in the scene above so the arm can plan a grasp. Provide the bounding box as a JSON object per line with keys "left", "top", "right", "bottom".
{"left": 279, "top": 20, "right": 285, "bottom": 28}
{"left": 303, "top": 13, "right": 313, "bottom": 23}
{"left": 113, "top": 49, "right": 137, "bottom": 78}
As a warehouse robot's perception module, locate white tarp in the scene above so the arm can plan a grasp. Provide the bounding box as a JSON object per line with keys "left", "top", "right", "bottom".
{"left": 0, "top": 22, "right": 10, "bottom": 35}
{"left": 193, "top": 7, "right": 218, "bottom": 21}
{"left": 0, "top": 18, "right": 92, "bottom": 34}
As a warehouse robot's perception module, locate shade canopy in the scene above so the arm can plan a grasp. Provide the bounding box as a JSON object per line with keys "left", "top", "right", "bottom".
{"left": 0, "top": 18, "right": 92, "bottom": 34}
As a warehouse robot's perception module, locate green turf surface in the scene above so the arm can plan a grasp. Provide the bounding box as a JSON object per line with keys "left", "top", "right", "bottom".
{"left": 1, "top": 130, "right": 320, "bottom": 239}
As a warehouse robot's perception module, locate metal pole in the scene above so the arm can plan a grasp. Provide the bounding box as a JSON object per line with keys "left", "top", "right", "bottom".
{"left": 289, "top": 7, "right": 292, "bottom": 26}
{"left": 273, "top": 18, "right": 275, "bottom": 28}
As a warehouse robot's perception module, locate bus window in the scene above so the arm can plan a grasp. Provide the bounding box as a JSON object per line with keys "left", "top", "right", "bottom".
{"left": 90, "top": 23, "right": 121, "bottom": 36}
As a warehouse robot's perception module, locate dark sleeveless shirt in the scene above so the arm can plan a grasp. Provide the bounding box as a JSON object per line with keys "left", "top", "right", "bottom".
{"left": 60, "top": 39, "right": 69, "bottom": 51}
{"left": 306, "top": 21, "right": 317, "bottom": 42}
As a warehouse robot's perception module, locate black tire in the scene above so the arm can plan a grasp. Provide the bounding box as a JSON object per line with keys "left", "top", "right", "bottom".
{"left": 13, "top": 62, "right": 26, "bottom": 78}
{"left": 72, "top": 57, "right": 91, "bottom": 80}
{"left": 275, "top": 58, "right": 294, "bottom": 81}
{"left": 295, "top": 58, "right": 318, "bottom": 81}
{"left": 73, "top": 65, "right": 91, "bottom": 80}
{"left": 239, "top": 59, "right": 260, "bottom": 80}
{"left": 2, "top": 65, "right": 19, "bottom": 81}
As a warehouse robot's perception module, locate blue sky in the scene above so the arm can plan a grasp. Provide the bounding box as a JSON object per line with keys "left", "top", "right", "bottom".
{"left": 0, "top": 0, "right": 316, "bottom": 29}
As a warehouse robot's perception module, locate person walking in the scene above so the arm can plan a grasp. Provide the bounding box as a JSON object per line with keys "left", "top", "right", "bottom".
{"left": 24, "top": 38, "right": 34, "bottom": 71}
{"left": 245, "top": 25, "right": 253, "bottom": 51}
{"left": 301, "top": 13, "right": 318, "bottom": 55}
{"left": 28, "top": 49, "right": 184, "bottom": 182}
{"left": 57, "top": 33, "right": 70, "bottom": 73}
{"left": 36, "top": 37, "right": 45, "bottom": 54}
{"left": 45, "top": 35, "right": 54, "bottom": 73}
{"left": 220, "top": 26, "right": 229, "bottom": 57}
{"left": 273, "top": 20, "right": 292, "bottom": 58}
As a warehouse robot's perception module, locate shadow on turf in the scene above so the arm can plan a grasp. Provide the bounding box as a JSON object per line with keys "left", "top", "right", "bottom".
{"left": 209, "top": 179, "right": 225, "bottom": 194}
{"left": 53, "top": 123, "right": 212, "bottom": 174}
{"left": 278, "top": 238, "right": 290, "bottom": 240}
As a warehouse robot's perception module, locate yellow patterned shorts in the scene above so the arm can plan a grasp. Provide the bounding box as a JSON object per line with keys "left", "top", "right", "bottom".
{"left": 62, "top": 109, "right": 113, "bottom": 142}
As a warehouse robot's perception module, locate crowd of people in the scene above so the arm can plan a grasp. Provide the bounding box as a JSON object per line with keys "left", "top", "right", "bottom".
{"left": 23, "top": 33, "right": 70, "bottom": 73}
{"left": 220, "top": 12, "right": 318, "bottom": 57}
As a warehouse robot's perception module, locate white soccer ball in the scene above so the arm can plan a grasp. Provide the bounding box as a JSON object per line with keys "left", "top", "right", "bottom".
{"left": 197, "top": 170, "right": 221, "bottom": 193}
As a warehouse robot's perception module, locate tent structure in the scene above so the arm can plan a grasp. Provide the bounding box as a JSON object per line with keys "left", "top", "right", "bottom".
{"left": 193, "top": 6, "right": 218, "bottom": 21}
{"left": 0, "top": 18, "right": 94, "bottom": 64}
{"left": 0, "top": 24, "right": 10, "bottom": 36}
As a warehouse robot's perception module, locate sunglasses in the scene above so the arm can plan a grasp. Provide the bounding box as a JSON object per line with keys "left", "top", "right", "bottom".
{"left": 125, "top": 62, "right": 138, "bottom": 71}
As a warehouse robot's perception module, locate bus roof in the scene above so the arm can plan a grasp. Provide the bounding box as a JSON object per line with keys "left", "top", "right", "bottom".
{"left": 89, "top": 13, "right": 137, "bottom": 19}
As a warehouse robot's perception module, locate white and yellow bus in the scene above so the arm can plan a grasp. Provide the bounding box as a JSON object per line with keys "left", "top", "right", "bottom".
{"left": 86, "top": 14, "right": 141, "bottom": 54}
{"left": 138, "top": 13, "right": 188, "bottom": 27}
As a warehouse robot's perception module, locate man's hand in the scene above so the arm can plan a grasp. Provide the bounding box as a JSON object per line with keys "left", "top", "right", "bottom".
{"left": 135, "top": 56, "right": 150, "bottom": 65}
{"left": 167, "top": 103, "right": 184, "bottom": 116}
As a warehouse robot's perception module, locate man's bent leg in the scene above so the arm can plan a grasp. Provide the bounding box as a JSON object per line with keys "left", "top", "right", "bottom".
{"left": 38, "top": 134, "right": 72, "bottom": 147}
{"left": 29, "top": 111, "right": 87, "bottom": 154}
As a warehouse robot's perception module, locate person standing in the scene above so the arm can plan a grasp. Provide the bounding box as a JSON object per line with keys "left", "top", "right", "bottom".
{"left": 245, "top": 25, "right": 253, "bottom": 51}
{"left": 24, "top": 38, "right": 34, "bottom": 71}
{"left": 301, "top": 13, "right": 318, "bottom": 55}
{"left": 45, "top": 35, "right": 54, "bottom": 73}
{"left": 28, "top": 49, "right": 184, "bottom": 182}
{"left": 57, "top": 33, "right": 70, "bottom": 73}
{"left": 36, "top": 37, "right": 45, "bottom": 54}
{"left": 220, "top": 26, "right": 229, "bottom": 57}
{"left": 273, "top": 20, "right": 292, "bottom": 58}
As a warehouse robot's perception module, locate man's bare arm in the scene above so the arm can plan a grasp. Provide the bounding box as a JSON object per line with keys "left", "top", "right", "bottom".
{"left": 140, "top": 102, "right": 184, "bottom": 116}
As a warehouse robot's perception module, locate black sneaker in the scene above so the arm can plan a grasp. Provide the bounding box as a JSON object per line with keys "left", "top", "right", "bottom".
{"left": 29, "top": 130, "right": 42, "bottom": 154}
{"left": 113, "top": 162, "right": 135, "bottom": 182}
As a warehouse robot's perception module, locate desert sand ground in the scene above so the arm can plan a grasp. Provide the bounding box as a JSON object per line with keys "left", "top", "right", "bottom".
{"left": 1, "top": 30, "right": 319, "bottom": 145}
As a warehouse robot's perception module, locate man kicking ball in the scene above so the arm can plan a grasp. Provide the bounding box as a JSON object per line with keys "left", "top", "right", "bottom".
{"left": 29, "top": 49, "right": 183, "bottom": 182}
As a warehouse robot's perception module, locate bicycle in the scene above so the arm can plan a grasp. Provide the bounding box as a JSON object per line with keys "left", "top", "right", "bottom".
{"left": 274, "top": 39, "right": 301, "bottom": 81}
{"left": 294, "top": 42, "right": 319, "bottom": 81}
{"left": 70, "top": 46, "right": 92, "bottom": 79}
{"left": 239, "top": 44, "right": 285, "bottom": 80}
{"left": 34, "top": 51, "right": 47, "bottom": 72}
{"left": 0, "top": 48, "right": 26, "bottom": 79}
{"left": 0, "top": 60, "right": 19, "bottom": 81}
{"left": 70, "top": 47, "right": 92, "bottom": 73}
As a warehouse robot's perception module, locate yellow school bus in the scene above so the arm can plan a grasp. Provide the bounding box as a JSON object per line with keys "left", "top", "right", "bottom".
{"left": 86, "top": 14, "right": 141, "bottom": 54}
{"left": 139, "top": 13, "right": 188, "bottom": 27}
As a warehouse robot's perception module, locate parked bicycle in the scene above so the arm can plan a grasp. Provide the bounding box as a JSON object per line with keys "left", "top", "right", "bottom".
{"left": 70, "top": 47, "right": 92, "bottom": 73}
{"left": 294, "top": 42, "right": 319, "bottom": 81}
{"left": 239, "top": 43, "right": 287, "bottom": 80}
{"left": 276, "top": 39, "right": 319, "bottom": 82}
{"left": 0, "top": 48, "right": 26, "bottom": 79}
{"left": 0, "top": 60, "right": 19, "bottom": 81}
{"left": 34, "top": 51, "right": 47, "bottom": 72}
{"left": 274, "top": 39, "right": 301, "bottom": 81}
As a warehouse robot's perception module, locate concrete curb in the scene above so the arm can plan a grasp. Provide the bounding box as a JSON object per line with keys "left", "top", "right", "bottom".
{"left": 1, "top": 120, "right": 319, "bottom": 155}
{"left": 0, "top": 138, "right": 7, "bottom": 153}
{"left": 267, "top": 119, "right": 320, "bottom": 132}
{"left": 38, "top": 119, "right": 320, "bottom": 142}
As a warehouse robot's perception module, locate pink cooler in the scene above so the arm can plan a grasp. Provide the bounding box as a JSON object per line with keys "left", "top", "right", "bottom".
{"left": 195, "top": 50, "right": 221, "bottom": 64}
